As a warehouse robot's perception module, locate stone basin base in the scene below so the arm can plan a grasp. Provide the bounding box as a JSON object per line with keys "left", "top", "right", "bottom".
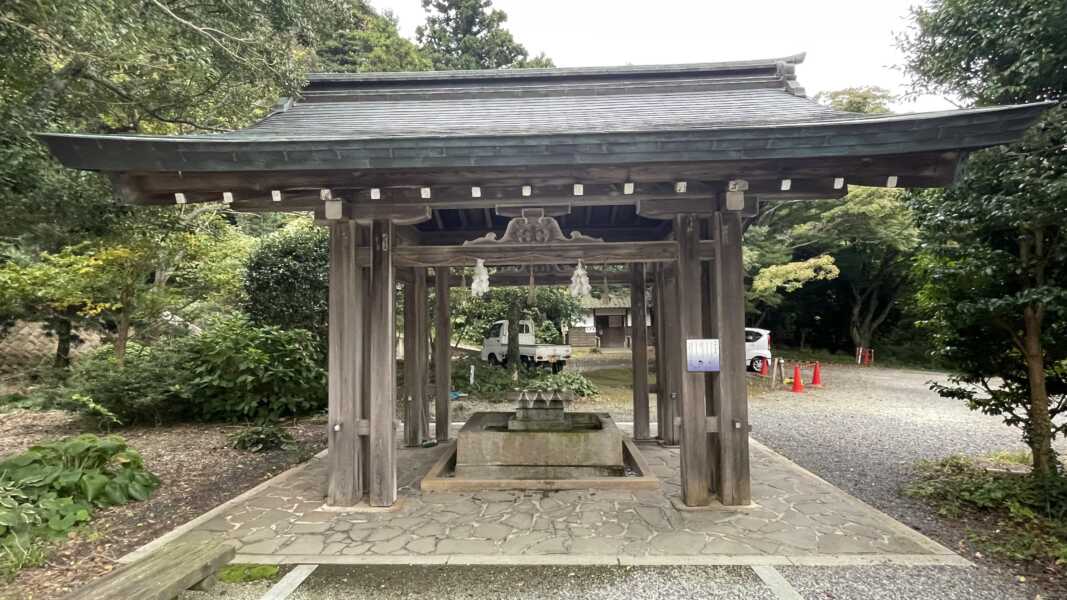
{"left": 455, "top": 411, "right": 623, "bottom": 480}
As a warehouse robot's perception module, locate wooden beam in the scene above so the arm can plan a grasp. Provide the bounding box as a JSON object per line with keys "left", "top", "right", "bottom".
{"left": 326, "top": 220, "right": 363, "bottom": 506}
{"left": 675, "top": 214, "right": 711, "bottom": 506}
{"left": 714, "top": 210, "right": 751, "bottom": 506}
{"left": 354, "top": 240, "right": 715, "bottom": 267}
{"left": 630, "top": 264, "right": 650, "bottom": 441}
{"left": 434, "top": 267, "right": 451, "bottom": 442}
{"left": 368, "top": 220, "right": 397, "bottom": 507}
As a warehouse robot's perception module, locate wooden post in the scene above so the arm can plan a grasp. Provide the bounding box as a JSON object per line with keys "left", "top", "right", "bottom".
{"left": 415, "top": 267, "right": 430, "bottom": 442}
{"left": 403, "top": 269, "right": 426, "bottom": 447}
{"left": 434, "top": 267, "right": 451, "bottom": 441}
{"left": 368, "top": 220, "right": 397, "bottom": 507}
{"left": 701, "top": 219, "right": 720, "bottom": 494}
{"left": 630, "top": 263, "right": 650, "bottom": 440}
{"left": 714, "top": 208, "right": 752, "bottom": 505}
{"left": 327, "top": 220, "right": 363, "bottom": 506}
{"left": 675, "top": 214, "right": 711, "bottom": 506}
{"left": 660, "top": 263, "right": 681, "bottom": 446}
{"left": 652, "top": 266, "right": 668, "bottom": 442}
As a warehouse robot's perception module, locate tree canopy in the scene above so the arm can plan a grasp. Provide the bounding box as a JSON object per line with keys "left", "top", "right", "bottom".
{"left": 416, "top": 0, "right": 553, "bottom": 69}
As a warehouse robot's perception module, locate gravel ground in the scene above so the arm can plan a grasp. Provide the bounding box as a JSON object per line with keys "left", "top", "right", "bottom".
{"left": 750, "top": 363, "right": 1066, "bottom": 597}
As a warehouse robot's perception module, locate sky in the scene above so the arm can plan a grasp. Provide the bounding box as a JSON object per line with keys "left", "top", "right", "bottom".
{"left": 368, "top": 0, "right": 956, "bottom": 113}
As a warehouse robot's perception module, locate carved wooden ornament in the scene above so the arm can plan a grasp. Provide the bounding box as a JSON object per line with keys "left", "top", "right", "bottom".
{"left": 463, "top": 208, "right": 602, "bottom": 246}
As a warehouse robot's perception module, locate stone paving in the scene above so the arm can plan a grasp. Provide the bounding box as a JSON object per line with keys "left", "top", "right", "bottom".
{"left": 169, "top": 439, "right": 962, "bottom": 565}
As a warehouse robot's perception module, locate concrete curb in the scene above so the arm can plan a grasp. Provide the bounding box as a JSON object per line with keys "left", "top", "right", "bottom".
{"left": 229, "top": 552, "right": 972, "bottom": 567}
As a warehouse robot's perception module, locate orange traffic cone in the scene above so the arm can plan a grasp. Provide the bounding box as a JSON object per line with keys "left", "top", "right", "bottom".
{"left": 811, "top": 362, "right": 823, "bottom": 387}
{"left": 791, "top": 364, "right": 804, "bottom": 393}
{"left": 759, "top": 358, "right": 769, "bottom": 377}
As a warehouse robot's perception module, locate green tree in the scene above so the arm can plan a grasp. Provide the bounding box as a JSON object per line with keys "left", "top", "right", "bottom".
{"left": 900, "top": 0, "right": 1067, "bottom": 477}
{"left": 415, "top": 0, "right": 553, "bottom": 70}
{"left": 318, "top": 2, "right": 431, "bottom": 72}
{"left": 814, "top": 86, "right": 893, "bottom": 113}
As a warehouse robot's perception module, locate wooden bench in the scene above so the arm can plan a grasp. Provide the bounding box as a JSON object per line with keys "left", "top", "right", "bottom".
{"left": 62, "top": 539, "right": 235, "bottom": 600}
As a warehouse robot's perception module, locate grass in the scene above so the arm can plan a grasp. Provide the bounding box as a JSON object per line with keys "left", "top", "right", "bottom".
{"left": 217, "top": 564, "right": 281, "bottom": 583}
{"left": 581, "top": 368, "right": 655, "bottom": 406}
{"left": 903, "top": 455, "right": 1067, "bottom": 567}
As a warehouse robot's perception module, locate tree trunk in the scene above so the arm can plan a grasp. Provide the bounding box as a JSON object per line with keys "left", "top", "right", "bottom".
{"left": 113, "top": 309, "right": 132, "bottom": 365}
{"left": 507, "top": 302, "right": 521, "bottom": 381}
{"left": 1022, "top": 306, "right": 1055, "bottom": 477}
{"left": 52, "top": 315, "right": 73, "bottom": 369}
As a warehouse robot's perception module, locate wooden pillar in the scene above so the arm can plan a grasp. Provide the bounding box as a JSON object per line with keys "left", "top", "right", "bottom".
{"left": 630, "top": 263, "right": 650, "bottom": 440}
{"left": 326, "top": 220, "right": 364, "bottom": 506}
{"left": 434, "top": 267, "right": 451, "bottom": 441}
{"left": 403, "top": 268, "right": 427, "bottom": 447}
{"left": 714, "top": 209, "right": 752, "bottom": 505}
{"left": 416, "top": 268, "right": 430, "bottom": 442}
{"left": 701, "top": 219, "right": 721, "bottom": 494}
{"left": 368, "top": 220, "right": 397, "bottom": 507}
{"left": 660, "top": 263, "right": 681, "bottom": 446}
{"left": 675, "top": 214, "right": 711, "bottom": 506}
{"left": 652, "top": 266, "right": 666, "bottom": 440}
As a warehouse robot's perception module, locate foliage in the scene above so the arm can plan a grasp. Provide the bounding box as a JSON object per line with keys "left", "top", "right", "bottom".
{"left": 416, "top": 0, "right": 553, "bottom": 70}
{"left": 68, "top": 342, "right": 186, "bottom": 425}
{"left": 229, "top": 424, "right": 295, "bottom": 453}
{"left": 904, "top": 456, "right": 1067, "bottom": 564}
{"left": 901, "top": 0, "right": 1067, "bottom": 478}
{"left": 450, "top": 286, "right": 582, "bottom": 346}
{"left": 243, "top": 222, "right": 329, "bottom": 341}
{"left": 899, "top": 0, "right": 1067, "bottom": 105}
{"left": 0, "top": 434, "right": 158, "bottom": 579}
{"left": 169, "top": 315, "right": 327, "bottom": 422}
{"left": 750, "top": 255, "right": 839, "bottom": 309}
{"left": 318, "top": 2, "right": 431, "bottom": 72}
{"left": 524, "top": 371, "right": 599, "bottom": 398}
{"left": 69, "top": 316, "right": 327, "bottom": 423}
{"left": 814, "top": 86, "right": 894, "bottom": 113}
{"left": 450, "top": 356, "right": 597, "bottom": 400}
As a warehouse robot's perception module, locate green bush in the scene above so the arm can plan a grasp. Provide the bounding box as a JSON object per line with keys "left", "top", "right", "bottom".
{"left": 242, "top": 224, "right": 328, "bottom": 341}
{"left": 69, "top": 315, "right": 326, "bottom": 423}
{"left": 70, "top": 342, "right": 185, "bottom": 425}
{"left": 904, "top": 456, "right": 1067, "bottom": 563}
{"left": 0, "top": 434, "right": 159, "bottom": 579}
{"left": 450, "top": 357, "right": 598, "bottom": 401}
{"left": 176, "top": 315, "right": 326, "bottom": 422}
{"left": 229, "top": 424, "right": 294, "bottom": 453}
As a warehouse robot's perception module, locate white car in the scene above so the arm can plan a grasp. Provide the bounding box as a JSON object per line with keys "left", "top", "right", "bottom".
{"left": 480, "top": 319, "right": 572, "bottom": 372}
{"left": 745, "top": 328, "right": 772, "bottom": 372}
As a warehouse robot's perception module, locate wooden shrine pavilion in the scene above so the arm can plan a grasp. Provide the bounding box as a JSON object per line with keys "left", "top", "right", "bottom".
{"left": 39, "top": 54, "right": 1049, "bottom": 509}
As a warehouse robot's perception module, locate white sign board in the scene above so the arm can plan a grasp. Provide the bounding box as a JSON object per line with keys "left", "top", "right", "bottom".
{"left": 686, "top": 339, "right": 720, "bottom": 372}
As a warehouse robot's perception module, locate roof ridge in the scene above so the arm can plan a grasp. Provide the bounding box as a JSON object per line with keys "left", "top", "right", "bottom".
{"left": 304, "top": 54, "right": 808, "bottom": 86}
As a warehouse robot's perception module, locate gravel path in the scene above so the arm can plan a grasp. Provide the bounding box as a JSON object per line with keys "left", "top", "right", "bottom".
{"left": 750, "top": 363, "right": 1065, "bottom": 597}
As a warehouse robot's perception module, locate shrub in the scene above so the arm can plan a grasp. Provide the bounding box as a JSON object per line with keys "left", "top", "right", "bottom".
{"left": 525, "top": 371, "right": 599, "bottom": 398}
{"left": 69, "top": 342, "right": 185, "bottom": 424}
{"left": 242, "top": 224, "right": 328, "bottom": 341}
{"left": 0, "top": 434, "right": 159, "bottom": 579}
{"left": 904, "top": 456, "right": 1067, "bottom": 563}
{"left": 450, "top": 357, "right": 598, "bottom": 400}
{"left": 229, "top": 424, "right": 294, "bottom": 453}
{"left": 176, "top": 315, "right": 326, "bottom": 422}
{"left": 68, "top": 316, "right": 327, "bottom": 423}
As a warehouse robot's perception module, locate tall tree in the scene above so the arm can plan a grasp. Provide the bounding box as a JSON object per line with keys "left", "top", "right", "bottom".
{"left": 415, "top": 0, "right": 553, "bottom": 70}
{"left": 900, "top": 0, "right": 1067, "bottom": 477}
{"left": 814, "top": 86, "right": 894, "bottom": 114}
{"left": 1, "top": 0, "right": 353, "bottom": 364}
{"left": 318, "top": 2, "right": 431, "bottom": 72}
